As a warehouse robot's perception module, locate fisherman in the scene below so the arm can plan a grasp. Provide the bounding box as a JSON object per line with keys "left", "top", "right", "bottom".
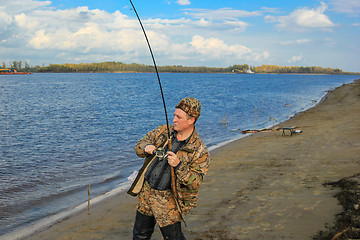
{"left": 128, "top": 97, "right": 210, "bottom": 240}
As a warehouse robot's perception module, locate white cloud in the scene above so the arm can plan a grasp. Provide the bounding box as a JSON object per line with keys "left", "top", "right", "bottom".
{"left": 142, "top": 9, "right": 251, "bottom": 32}
{"left": 184, "top": 8, "right": 261, "bottom": 20}
{"left": 189, "top": 35, "right": 268, "bottom": 62}
{"left": 0, "top": 0, "right": 50, "bottom": 37}
{"left": 223, "top": 20, "right": 248, "bottom": 31}
{"left": 2, "top": 0, "right": 51, "bottom": 14}
{"left": 281, "top": 39, "right": 311, "bottom": 45}
{"left": 265, "top": 2, "right": 336, "bottom": 31}
{"left": 288, "top": 54, "right": 304, "bottom": 63}
{"left": 0, "top": 9, "right": 13, "bottom": 27}
{"left": 329, "top": 0, "right": 360, "bottom": 15}
{"left": 323, "top": 37, "right": 337, "bottom": 47}
{"left": 260, "top": 7, "right": 280, "bottom": 14}
{"left": 143, "top": 17, "right": 191, "bottom": 29}
{"left": 179, "top": 7, "right": 258, "bottom": 32}
{"left": 177, "top": 0, "right": 191, "bottom": 6}
{"left": 4, "top": 4, "right": 148, "bottom": 54}
{"left": 29, "top": 24, "right": 159, "bottom": 55}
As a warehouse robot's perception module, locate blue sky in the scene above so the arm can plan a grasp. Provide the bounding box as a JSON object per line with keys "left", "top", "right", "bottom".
{"left": 1, "top": 0, "right": 359, "bottom": 71}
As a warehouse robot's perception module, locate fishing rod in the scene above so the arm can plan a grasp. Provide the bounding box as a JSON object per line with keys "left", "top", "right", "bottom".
{"left": 128, "top": 0, "right": 171, "bottom": 140}
{"left": 128, "top": 0, "right": 185, "bottom": 222}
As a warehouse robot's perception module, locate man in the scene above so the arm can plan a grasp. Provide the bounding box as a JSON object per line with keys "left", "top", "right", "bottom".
{"left": 128, "top": 97, "right": 210, "bottom": 240}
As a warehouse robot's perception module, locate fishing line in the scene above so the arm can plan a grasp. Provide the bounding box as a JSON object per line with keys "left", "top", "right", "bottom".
{"left": 128, "top": 0, "right": 171, "bottom": 139}
{"left": 128, "top": 0, "right": 185, "bottom": 223}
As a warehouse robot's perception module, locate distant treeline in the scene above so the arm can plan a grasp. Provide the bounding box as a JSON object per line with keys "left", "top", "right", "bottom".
{"left": 2, "top": 60, "right": 353, "bottom": 74}
{"left": 36, "top": 62, "right": 231, "bottom": 73}
{"left": 253, "top": 65, "right": 343, "bottom": 74}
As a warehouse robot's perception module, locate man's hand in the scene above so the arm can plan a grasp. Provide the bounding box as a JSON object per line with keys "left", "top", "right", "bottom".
{"left": 144, "top": 145, "right": 156, "bottom": 155}
{"left": 167, "top": 151, "right": 180, "bottom": 167}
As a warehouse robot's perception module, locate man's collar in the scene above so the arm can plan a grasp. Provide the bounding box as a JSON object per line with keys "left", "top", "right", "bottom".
{"left": 173, "top": 129, "right": 193, "bottom": 143}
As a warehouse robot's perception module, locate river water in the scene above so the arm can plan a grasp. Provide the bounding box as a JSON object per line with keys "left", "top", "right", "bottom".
{"left": 0, "top": 72, "right": 359, "bottom": 237}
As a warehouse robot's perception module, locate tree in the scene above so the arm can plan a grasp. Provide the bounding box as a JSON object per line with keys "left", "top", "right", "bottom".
{"left": 25, "top": 61, "right": 30, "bottom": 71}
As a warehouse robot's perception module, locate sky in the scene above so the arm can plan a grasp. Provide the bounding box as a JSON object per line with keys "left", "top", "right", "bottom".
{"left": 1, "top": 0, "right": 360, "bottom": 72}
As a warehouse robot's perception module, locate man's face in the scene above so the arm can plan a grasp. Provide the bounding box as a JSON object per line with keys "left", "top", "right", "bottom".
{"left": 173, "top": 108, "right": 194, "bottom": 132}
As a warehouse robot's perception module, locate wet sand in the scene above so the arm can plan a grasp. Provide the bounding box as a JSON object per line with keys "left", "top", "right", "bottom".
{"left": 26, "top": 79, "right": 359, "bottom": 240}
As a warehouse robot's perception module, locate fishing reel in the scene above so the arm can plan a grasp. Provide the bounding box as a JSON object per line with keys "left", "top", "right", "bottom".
{"left": 155, "top": 147, "right": 168, "bottom": 161}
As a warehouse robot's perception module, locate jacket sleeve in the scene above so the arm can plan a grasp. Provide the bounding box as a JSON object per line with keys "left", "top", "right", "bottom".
{"left": 134, "top": 125, "right": 168, "bottom": 158}
{"left": 175, "top": 144, "right": 210, "bottom": 190}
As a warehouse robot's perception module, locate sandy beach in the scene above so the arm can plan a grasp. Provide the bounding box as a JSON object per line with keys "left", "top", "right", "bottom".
{"left": 25, "top": 79, "right": 359, "bottom": 240}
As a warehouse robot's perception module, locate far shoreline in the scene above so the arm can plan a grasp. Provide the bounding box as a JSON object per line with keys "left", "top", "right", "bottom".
{"left": 27, "top": 71, "right": 360, "bottom": 75}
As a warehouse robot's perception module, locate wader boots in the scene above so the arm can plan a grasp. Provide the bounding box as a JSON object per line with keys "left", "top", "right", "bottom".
{"left": 133, "top": 211, "right": 156, "bottom": 240}
{"left": 133, "top": 211, "right": 186, "bottom": 240}
{"left": 160, "top": 221, "right": 186, "bottom": 240}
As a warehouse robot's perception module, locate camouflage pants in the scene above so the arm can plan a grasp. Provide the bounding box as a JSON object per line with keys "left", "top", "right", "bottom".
{"left": 137, "top": 181, "right": 182, "bottom": 227}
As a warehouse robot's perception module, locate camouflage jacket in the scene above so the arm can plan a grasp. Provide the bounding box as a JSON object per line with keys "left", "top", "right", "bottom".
{"left": 127, "top": 125, "right": 210, "bottom": 213}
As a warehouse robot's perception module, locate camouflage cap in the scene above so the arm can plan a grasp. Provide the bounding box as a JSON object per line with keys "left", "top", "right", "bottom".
{"left": 176, "top": 97, "right": 201, "bottom": 120}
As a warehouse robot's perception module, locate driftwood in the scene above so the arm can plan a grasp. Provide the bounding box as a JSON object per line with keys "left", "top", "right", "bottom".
{"left": 87, "top": 184, "right": 91, "bottom": 215}
{"left": 331, "top": 227, "right": 350, "bottom": 240}
{"left": 240, "top": 128, "right": 273, "bottom": 134}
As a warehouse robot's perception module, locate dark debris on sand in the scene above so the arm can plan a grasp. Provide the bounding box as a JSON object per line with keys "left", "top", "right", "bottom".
{"left": 313, "top": 173, "right": 360, "bottom": 240}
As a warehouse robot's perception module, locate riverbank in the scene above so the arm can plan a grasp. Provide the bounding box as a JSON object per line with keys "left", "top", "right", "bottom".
{"left": 23, "top": 79, "right": 360, "bottom": 239}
